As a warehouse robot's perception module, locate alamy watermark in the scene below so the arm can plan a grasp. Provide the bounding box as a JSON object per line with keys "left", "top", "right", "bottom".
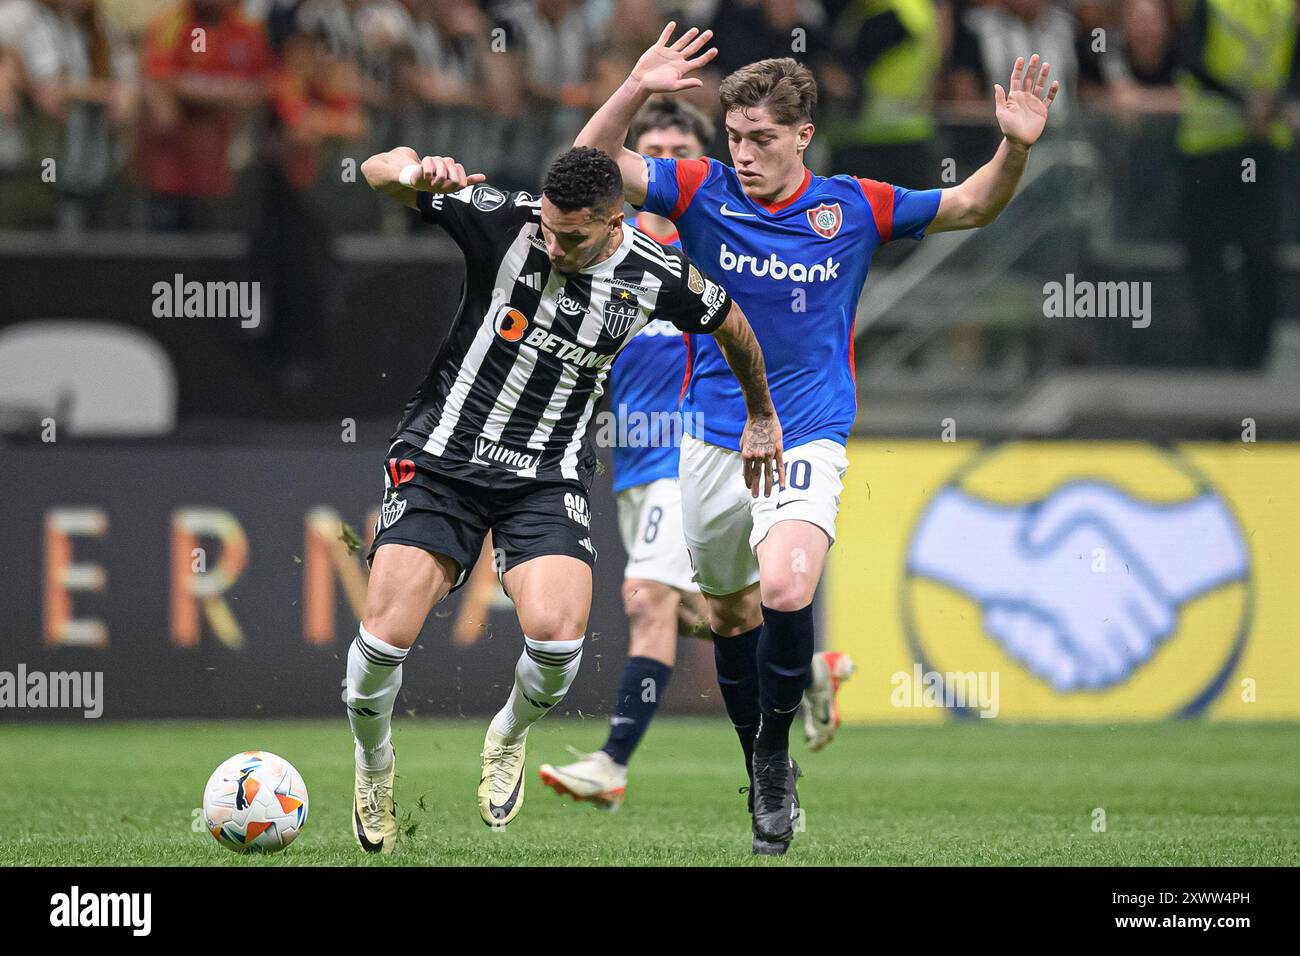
{"left": 1043, "top": 274, "right": 1151, "bottom": 329}
{"left": 152, "top": 274, "right": 260, "bottom": 328}
{"left": 591, "top": 403, "right": 703, "bottom": 450}
{"left": 0, "top": 664, "right": 103, "bottom": 718}
{"left": 891, "top": 664, "right": 999, "bottom": 718}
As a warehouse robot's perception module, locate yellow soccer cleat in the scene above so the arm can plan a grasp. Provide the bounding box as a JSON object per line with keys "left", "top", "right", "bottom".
{"left": 478, "top": 729, "right": 527, "bottom": 827}
{"left": 353, "top": 755, "right": 398, "bottom": 854}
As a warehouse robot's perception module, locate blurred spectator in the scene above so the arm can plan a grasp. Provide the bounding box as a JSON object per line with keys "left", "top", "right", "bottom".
{"left": 1178, "top": 0, "right": 1298, "bottom": 370}
{"left": 266, "top": 16, "right": 363, "bottom": 189}
{"left": 23, "top": 0, "right": 134, "bottom": 230}
{"left": 250, "top": 20, "right": 364, "bottom": 393}
{"left": 824, "top": 0, "right": 942, "bottom": 189}
{"left": 705, "top": 0, "right": 832, "bottom": 73}
{"left": 0, "top": 0, "right": 42, "bottom": 224}
{"left": 694, "top": 0, "right": 833, "bottom": 157}
{"left": 1079, "top": 0, "right": 1182, "bottom": 114}
{"left": 135, "top": 0, "right": 271, "bottom": 230}
{"left": 395, "top": 0, "right": 514, "bottom": 179}
{"left": 491, "top": 0, "right": 601, "bottom": 186}
{"left": 950, "top": 0, "right": 1078, "bottom": 121}
{"left": 1, "top": 0, "right": 134, "bottom": 228}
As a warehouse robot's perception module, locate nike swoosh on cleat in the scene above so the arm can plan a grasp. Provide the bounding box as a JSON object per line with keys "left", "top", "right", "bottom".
{"left": 720, "top": 202, "right": 757, "bottom": 218}
{"left": 353, "top": 801, "right": 386, "bottom": 853}
{"left": 488, "top": 774, "right": 524, "bottom": 820}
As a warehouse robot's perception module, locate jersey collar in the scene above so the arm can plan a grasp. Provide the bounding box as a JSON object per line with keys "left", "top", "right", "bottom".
{"left": 580, "top": 222, "right": 637, "bottom": 275}
{"left": 753, "top": 167, "right": 812, "bottom": 215}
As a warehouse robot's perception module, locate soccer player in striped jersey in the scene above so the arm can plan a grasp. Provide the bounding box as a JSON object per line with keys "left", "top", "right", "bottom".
{"left": 539, "top": 101, "right": 712, "bottom": 809}
{"left": 347, "top": 145, "right": 782, "bottom": 851}
{"left": 578, "top": 24, "right": 1059, "bottom": 853}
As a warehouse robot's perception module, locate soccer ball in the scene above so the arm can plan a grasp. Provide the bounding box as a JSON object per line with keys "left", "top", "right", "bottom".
{"left": 202, "top": 751, "right": 309, "bottom": 853}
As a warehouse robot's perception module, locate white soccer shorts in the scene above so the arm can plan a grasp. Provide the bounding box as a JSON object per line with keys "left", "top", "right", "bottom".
{"left": 679, "top": 433, "right": 849, "bottom": 595}
{"left": 616, "top": 477, "right": 699, "bottom": 593}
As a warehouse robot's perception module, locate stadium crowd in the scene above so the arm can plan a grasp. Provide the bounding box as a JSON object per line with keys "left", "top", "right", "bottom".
{"left": 0, "top": 0, "right": 1293, "bottom": 234}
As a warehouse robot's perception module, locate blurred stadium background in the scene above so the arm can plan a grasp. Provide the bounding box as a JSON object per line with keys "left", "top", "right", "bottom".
{"left": 1, "top": 0, "right": 1299, "bottom": 730}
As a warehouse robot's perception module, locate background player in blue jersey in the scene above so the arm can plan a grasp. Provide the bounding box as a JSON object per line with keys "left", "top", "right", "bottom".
{"left": 539, "top": 101, "right": 716, "bottom": 809}
{"left": 577, "top": 23, "right": 1060, "bottom": 854}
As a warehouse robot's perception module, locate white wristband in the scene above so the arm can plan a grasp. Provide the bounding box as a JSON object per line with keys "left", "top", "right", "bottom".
{"left": 398, "top": 164, "right": 422, "bottom": 187}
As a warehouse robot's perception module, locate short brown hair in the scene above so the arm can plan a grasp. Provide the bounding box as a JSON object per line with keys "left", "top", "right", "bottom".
{"left": 628, "top": 100, "right": 716, "bottom": 151}
{"left": 718, "top": 58, "right": 817, "bottom": 126}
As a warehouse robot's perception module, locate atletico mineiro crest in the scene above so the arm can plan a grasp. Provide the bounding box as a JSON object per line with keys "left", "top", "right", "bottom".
{"left": 806, "top": 202, "right": 843, "bottom": 239}
{"left": 603, "top": 289, "right": 640, "bottom": 338}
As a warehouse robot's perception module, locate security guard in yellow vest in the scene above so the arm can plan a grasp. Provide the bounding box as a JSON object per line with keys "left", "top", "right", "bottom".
{"left": 1179, "top": 0, "right": 1298, "bottom": 369}
{"left": 827, "top": 0, "right": 942, "bottom": 189}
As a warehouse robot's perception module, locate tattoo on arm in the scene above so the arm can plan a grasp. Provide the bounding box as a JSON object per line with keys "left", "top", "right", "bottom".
{"left": 715, "top": 303, "right": 773, "bottom": 414}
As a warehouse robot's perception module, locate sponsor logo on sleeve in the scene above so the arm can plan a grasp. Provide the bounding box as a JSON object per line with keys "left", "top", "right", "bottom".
{"left": 496, "top": 307, "right": 530, "bottom": 341}
{"left": 687, "top": 264, "right": 705, "bottom": 295}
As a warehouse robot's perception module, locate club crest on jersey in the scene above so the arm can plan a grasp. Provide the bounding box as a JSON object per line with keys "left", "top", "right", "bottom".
{"left": 603, "top": 290, "right": 640, "bottom": 338}
{"left": 806, "top": 202, "right": 843, "bottom": 239}
{"left": 381, "top": 490, "right": 407, "bottom": 528}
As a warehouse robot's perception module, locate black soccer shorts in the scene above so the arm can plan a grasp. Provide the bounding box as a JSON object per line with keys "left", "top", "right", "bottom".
{"left": 366, "top": 441, "right": 597, "bottom": 592}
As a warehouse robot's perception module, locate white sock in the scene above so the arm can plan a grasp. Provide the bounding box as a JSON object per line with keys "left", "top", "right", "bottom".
{"left": 346, "top": 623, "right": 408, "bottom": 771}
{"left": 489, "top": 635, "right": 584, "bottom": 742}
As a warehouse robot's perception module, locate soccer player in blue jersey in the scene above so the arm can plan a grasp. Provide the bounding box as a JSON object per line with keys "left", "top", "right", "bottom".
{"left": 577, "top": 23, "right": 1060, "bottom": 854}
{"left": 539, "top": 101, "right": 715, "bottom": 808}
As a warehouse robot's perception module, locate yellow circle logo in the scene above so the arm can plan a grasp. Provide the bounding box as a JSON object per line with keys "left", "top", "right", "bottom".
{"left": 902, "top": 443, "right": 1250, "bottom": 719}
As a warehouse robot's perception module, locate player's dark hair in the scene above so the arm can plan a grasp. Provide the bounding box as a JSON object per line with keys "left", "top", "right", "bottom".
{"left": 542, "top": 147, "right": 624, "bottom": 215}
{"left": 719, "top": 57, "right": 817, "bottom": 125}
{"left": 628, "top": 100, "right": 716, "bottom": 151}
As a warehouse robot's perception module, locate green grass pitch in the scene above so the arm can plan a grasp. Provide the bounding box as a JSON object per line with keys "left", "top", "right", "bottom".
{"left": 3, "top": 719, "right": 1297, "bottom": 866}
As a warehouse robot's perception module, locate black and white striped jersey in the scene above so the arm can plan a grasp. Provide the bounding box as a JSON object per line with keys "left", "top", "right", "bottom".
{"left": 391, "top": 184, "right": 732, "bottom": 490}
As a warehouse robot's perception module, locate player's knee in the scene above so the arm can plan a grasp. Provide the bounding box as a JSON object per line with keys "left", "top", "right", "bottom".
{"left": 519, "top": 608, "right": 588, "bottom": 643}
{"left": 622, "top": 580, "right": 677, "bottom": 629}
{"left": 359, "top": 610, "right": 419, "bottom": 651}
{"left": 706, "top": 592, "right": 761, "bottom": 636}
{"left": 760, "top": 572, "right": 816, "bottom": 614}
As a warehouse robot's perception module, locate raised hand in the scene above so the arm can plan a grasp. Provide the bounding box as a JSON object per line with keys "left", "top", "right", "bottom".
{"left": 411, "top": 155, "right": 487, "bottom": 194}
{"left": 995, "top": 55, "right": 1059, "bottom": 149}
{"left": 630, "top": 21, "right": 719, "bottom": 95}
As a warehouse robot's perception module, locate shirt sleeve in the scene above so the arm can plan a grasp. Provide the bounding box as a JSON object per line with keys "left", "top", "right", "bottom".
{"left": 641, "top": 156, "right": 712, "bottom": 221}
{"left": 416, "top": 184, "right": 526, "bottom": 254}
{"left": 653, "top": 247, "right": 732, "bottom": 335}
{"left": 856, "top": 178, "right": 943, "bottom": 243}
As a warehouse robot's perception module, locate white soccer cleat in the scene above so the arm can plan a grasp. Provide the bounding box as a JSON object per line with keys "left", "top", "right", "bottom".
{"left": 353, "top": 756, "right": 398, "bottom": 854}
{"left": 802, "top": 651, "right": 855, "bottom": 752}
{"left": 478, "top": 729, "right": 527, "bottom": 827}
{"left": 539, "top": 748, "right": 628, "bottom": 810}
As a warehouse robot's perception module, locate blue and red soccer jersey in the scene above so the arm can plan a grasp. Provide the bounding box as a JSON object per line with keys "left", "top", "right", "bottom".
{"left": 608, "top": 214, "right": 688, "bottom": 492}
{"left": 641, "top": 156, "right": 942, "bottom": 451}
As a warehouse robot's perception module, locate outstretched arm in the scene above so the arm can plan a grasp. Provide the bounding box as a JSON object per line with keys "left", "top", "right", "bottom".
{"left": 360, "top": 149, "right": 485, "bottom": 208}
{"left": 930, "top": 55, "right": 1060, "bottom": 232}
{"left": 713, "top": 301, "right": 784, "bottom": 497}
{"left": 575, "top": 22, "right": 717, "bottom": 206}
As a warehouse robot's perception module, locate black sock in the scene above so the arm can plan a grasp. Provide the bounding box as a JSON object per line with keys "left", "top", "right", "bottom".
{"left": 601, "top": 656, "right": 672, "bottom": 766}
{"left": 713, "top": 625, "right": 761, "bottom": 780}
{"left": 755, "top": 603, "right": 815, "bottom": 752}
